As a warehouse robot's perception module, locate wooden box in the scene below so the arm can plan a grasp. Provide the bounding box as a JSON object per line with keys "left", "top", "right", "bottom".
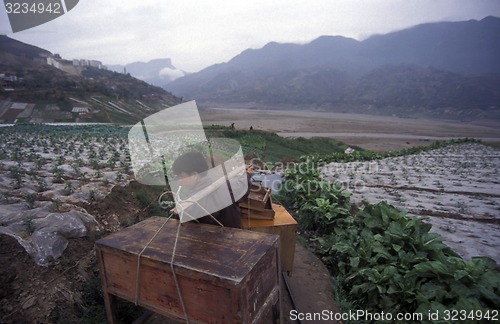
{"left": 239, "top": 183, "right": 275, "bottom": 220}
{"left": 242, "top": 204, "right": 297, "bottom": 275}
{"left": 95, "top": 217, "right": 281, "bottom": 323}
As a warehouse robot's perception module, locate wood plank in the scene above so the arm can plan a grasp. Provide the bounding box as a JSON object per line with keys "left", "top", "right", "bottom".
{"left": 96, "top": 247, "right": 119, "bottom": 324}
{"left": 239, "top": 183, "right": 275, "bottom": 220}
{"left": 241, "top": 208, "right": 275, "bottom": 220}
{"left": 242, "top": 204, "right": 296, "bottom": 227}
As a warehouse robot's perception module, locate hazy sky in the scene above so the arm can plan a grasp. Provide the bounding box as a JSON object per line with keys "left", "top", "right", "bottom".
{"left": 2, "top": 0, "right": 500, "bottom": 72}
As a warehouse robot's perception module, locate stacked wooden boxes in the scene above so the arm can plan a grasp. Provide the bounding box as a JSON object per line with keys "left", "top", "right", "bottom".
{"left": 239, "top": 183, "right": 275, "bottom": 220}
{"left": 239, "top": 182, "right": 297, "bottom": 275}
{"left": 95, "top": 217, "right": 281, "bottom": 323}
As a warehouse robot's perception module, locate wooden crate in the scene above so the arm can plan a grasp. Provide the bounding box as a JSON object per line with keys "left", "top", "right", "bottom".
{"left": 239, "top": 183, "right": 275, "bottom": 220}
{"left": 95, "top": 217, "right": 281, "bottom": 323}
{"left": 242, "top": 204, "right": 297, "bottom": 275}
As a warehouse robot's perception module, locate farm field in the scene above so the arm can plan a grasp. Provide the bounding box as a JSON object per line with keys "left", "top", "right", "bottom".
{"left": 322, "top": 142, "right": 500, "bottom": 264}
{"left": 0, "top": 124, "right": 172, "bottom": 323}
{"left": 0, "top": 125, "right": 136, "bottom": 266}
{"left": 0, "top": 123, "right": 345, "bottom": 266}
{"left": 0, "top": 123, "right": 347, "bottom": 322}
{"left": 0, "top": 120, "right": 499, "bottom": 322}
{"left": 204, "top": 108, "right": 500, "bottom": 264}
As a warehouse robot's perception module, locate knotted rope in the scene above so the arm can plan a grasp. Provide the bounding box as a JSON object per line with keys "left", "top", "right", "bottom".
{"left": 133, "top": 190, "right": 223, "bottom": 324}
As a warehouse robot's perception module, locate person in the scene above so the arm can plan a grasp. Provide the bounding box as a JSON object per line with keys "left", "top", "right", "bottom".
{"left": 171, "top": 151, "right": 252, "bottom": 229}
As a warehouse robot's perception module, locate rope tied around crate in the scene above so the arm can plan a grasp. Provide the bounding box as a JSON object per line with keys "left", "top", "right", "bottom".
{"left": 133, "top": 190, "right": 223, "bottom": 324}
{"left": 134, "top": 215, "right": 173, "bottom": 305}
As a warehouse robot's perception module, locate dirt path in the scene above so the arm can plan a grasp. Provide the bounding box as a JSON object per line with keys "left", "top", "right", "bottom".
{"left": 284, "top": 244, "right": 341, "bottom": 323}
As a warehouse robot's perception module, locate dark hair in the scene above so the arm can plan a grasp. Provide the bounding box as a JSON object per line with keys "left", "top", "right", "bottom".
{"left": 172, "top": 151, "right": 209, "bottom": 175}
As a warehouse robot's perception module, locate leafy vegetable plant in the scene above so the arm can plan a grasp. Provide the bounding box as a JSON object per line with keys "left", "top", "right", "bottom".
{"left": 280, "top": 143, "right": 500, "bottom": 321}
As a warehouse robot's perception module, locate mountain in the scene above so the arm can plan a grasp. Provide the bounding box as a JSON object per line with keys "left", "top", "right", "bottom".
{"left": 0, "top": 35, "right": 51, "bottom": 65}
{"left": 358, "top": 16, "right": 500, "bottom": 74}
{"left": 108, "top": 59, "right": 186, "bottom": 87}
{"left": 0, "top": 35, "right": 182, "bottom": 124}
{"left": 166, "top": 16, "right": 500, "bottom": 120}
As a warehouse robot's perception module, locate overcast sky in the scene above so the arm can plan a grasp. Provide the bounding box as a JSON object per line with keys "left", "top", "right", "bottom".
{"left": 2, "top": 0, "right": 500, "bottom": 73}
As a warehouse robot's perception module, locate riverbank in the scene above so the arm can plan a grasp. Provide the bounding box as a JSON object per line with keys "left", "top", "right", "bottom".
{"left": 200, "top": 107, "right": 500, "bottom": 151}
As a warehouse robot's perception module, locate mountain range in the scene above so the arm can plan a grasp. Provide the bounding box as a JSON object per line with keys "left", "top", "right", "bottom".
{"left": 166, "top": 16, "right": 500, "bottom": 120}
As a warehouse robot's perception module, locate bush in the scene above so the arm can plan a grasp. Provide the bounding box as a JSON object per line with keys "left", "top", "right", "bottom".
{"left": 280, "top": 159, "right": 351, "bottom": 234}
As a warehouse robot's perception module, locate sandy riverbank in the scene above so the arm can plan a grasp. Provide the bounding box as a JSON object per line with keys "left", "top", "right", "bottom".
{"left": 199, "top": 107, "right": 500, "bottom": 151}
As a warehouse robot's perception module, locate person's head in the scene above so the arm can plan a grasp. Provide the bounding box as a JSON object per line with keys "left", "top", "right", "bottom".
{"left": 172, "top": 151, "right": 209, "bottom": 189}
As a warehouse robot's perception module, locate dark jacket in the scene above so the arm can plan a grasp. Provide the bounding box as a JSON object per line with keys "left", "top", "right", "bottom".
{"left": 197, "top": 201, "right": 244, "bottom": 229}
{"left": 183, "top": 173, "right": 251, "bottom": 229}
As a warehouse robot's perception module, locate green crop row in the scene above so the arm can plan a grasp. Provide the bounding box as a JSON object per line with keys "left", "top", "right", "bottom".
{"left": 303, "top": 138, "right": 481, "bottom": 164}
{"left": 279, "top": 156, "right": 500, "bottom": 323}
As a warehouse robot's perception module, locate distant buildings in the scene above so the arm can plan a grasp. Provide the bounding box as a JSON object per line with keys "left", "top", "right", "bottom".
{"left": 72, "top": 58, "right": 106, "bottom": 70}
{"left": 46, "top": 54, "right": 107, "bottom": 75}
{"left": 1, "top": 74, "right": 20, "bottom": 82}
{"left": 46, "top": 56, "right": 80, "bottom": 75}
{"left": 0, "top": 73, "right": 23, "bottom": 92}
{"left": 71, "top": 107, "right": 90, "bottom": 114}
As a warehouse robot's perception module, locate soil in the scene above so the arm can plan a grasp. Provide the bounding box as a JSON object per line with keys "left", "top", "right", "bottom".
{"left": 1, "top": 181, "right": 161, "bottom": 323}
{"left": 0, "top": 234, "right": 95, "bottom": 323}
{"left": 0, "top": 180, "right": 340, "bottom": 323}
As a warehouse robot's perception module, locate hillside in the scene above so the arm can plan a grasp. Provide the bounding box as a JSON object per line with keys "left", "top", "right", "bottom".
{"left": 166, "top": 16, "right": 500, "bottom": 121}
{"left": 0, "top": 36, "right": 182, "bottom": 124}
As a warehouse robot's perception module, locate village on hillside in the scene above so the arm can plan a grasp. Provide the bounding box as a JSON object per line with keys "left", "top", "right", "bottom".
{"left": 0, "top": 54, "right": 109, "bottom": 123}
